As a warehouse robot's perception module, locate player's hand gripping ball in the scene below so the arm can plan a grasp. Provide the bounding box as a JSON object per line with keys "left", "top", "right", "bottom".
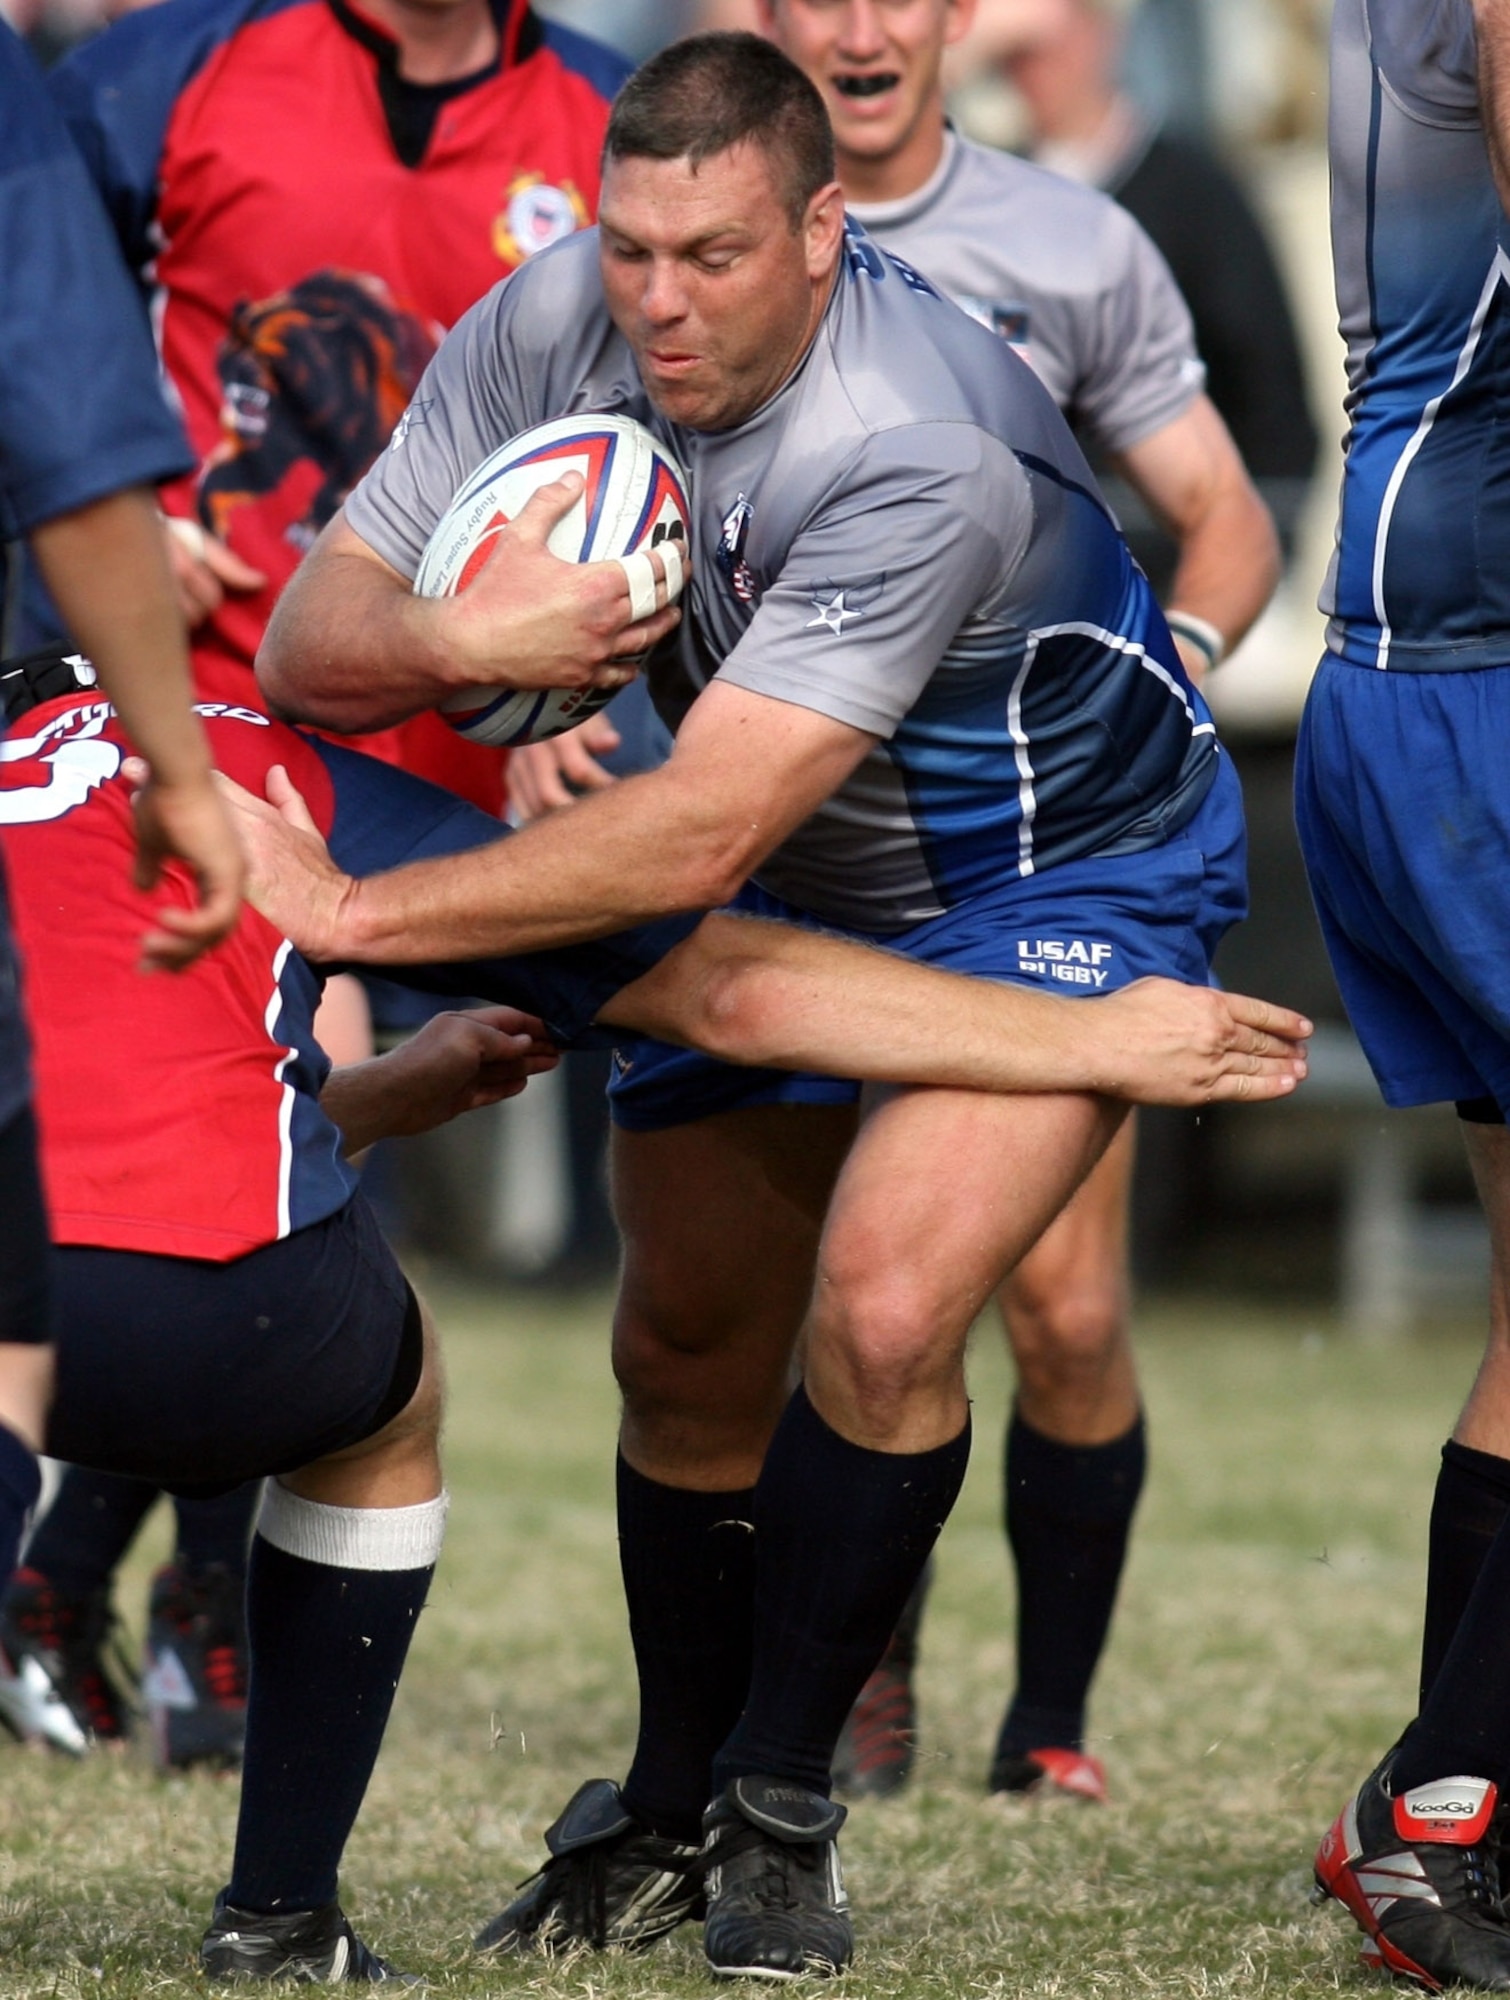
{"left": 416, "top": 414, "right": 689, "bottom": 747}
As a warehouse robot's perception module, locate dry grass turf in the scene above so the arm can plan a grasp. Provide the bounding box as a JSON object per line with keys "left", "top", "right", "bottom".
{"left": 0, "top": 1273, "right": 1480, "bottom": 1997}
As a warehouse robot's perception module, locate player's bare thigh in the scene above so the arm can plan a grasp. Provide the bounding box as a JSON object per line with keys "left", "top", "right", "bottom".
{"left": 612, "top": 1103, "right": 858, "bottom": 1489}
{"left": 805, "top": 1087, "right": 1127, "bottom": 1454}
{"left": 282, "top": 1300, "right": 443, "bottom": 1510}
{"left": 998, "top": 1118, "right": 1140, "bottom": 1443}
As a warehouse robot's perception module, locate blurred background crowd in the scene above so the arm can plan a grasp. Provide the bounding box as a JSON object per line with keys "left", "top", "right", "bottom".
{"left": 7, "top": 0, "right": 1450, "bottom": 1331}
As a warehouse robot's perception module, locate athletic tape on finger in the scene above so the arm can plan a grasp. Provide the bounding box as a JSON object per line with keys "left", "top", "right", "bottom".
{"left": 658, "top": 536, "right": 685, "bottom": 604}
{"left": 615, "top": 549, "right": 660, "bottom": 623}
{"left": 163, "top": 513, "right": 209, "bottom": 565}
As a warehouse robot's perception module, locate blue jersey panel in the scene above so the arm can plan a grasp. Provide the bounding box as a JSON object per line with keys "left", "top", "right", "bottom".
{"left": 312, "top": 738, "right": 700, "bottom": 1044}
{"left": 883, "top": 493, "right": 1215, "bottom": 897}
{"left": 267, "top": 936, "right": 357, "bottom": 1235}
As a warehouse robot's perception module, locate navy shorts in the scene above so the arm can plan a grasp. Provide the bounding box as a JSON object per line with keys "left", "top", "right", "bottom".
{"left": 45, "top": 1194, "right": 420, "bottom": 1495}
{"left": 1297, "top": 655, "right": 1510, "bottom": 1114}
{"left": 609, "top": 753, "right": 1247, "bottom": 1132}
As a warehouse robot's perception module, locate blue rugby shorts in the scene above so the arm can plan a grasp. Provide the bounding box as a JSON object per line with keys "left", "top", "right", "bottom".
{"left": 1297, "top": 652, "right": 1510, "bottom": 1115}
{"left": 608, "top": 752, "right": 1247, "bottom": 1132}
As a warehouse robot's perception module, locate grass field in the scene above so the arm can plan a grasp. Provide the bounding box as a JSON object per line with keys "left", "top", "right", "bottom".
{"left": 0, "top": 1274, "right": 1484, "bottom": 1998}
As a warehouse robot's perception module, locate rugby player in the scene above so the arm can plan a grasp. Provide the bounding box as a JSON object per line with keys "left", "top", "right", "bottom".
{"left": 0, "top": 27, "right": 240, "bottom": 1624}
{"left": 250, "top": 35, "right": 1286, "bottom": 1977}
{"left": 1304, "top": 0, "right": 1510, "bottom": 1987}
{"left": 35, "top": 0, "right": 652, "bottom": 1750}
{"left": 0, "top": 646, "right": 1306, "bottom": 1983}
{"left": 758, "top": 0, "right": 1279, "bottom": 1801}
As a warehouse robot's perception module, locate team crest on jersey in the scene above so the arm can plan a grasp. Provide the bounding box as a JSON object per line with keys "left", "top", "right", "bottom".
{"left": 804, "top": 574, "right": 886, "bottom": 637}
{"left": 959, "top": 296, "right": 1031, "bottom": 347}
{"left": 716, "top": 494, "right": 757, "bottom": 603}
{"left": 493, "top": 174, "right": 589, "bottom": 265}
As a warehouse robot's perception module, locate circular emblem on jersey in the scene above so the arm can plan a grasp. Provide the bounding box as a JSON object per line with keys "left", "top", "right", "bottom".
{"left": 493, "top": 174, "right": 589, "bottom": 266}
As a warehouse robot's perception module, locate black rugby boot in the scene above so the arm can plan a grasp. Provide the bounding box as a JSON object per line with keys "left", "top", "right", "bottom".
{"left": 1313, "top": 1759, "right": 1510, "bottom": 1990}
{"left": 200, "top": 1893, "right": 417, "bottom": 1983}
{"left": 701, "top": 1775, "right": 852, "bottom": 1980}
{"left": 474, "top": 1778, "right": 703, "bottom": 1955}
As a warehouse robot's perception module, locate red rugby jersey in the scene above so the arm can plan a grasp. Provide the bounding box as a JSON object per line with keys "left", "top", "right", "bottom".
{"left": 0, "top": 698, "right": 350, "bottom": 1260}
{"left": 51, "top": 0, "right": 628, "bottom": 809}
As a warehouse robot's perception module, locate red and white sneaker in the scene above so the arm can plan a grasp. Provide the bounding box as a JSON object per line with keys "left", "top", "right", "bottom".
{"left": 1314, "top": 1762, "right": 1510, "bottom": 1990}
{"left": 988, "top": 1745, "right": 1107, "bottom": 1803}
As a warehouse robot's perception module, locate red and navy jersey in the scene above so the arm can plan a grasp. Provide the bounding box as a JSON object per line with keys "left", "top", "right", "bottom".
{"left": 0, "top": 698, "right": 351, "bottom": 1260}
{"left": 49, "top": 0, "right": 627, "bottom": 809}
{"left": 0, "top": 694, "right": 695, "bottom": 1261}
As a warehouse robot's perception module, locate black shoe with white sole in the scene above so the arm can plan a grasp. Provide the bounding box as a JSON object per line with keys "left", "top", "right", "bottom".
{"left": 200, "top": 1893, "right": 417, "bottom": 1983}
{"left": 701, "top": 1775, "right": 852, "bottom": 1980}
{"left": 474, "top": 1778, "right": 703, "bottom": 1955}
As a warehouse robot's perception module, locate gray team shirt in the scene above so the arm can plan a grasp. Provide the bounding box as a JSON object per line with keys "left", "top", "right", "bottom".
{"left": 849, "top": 132, "right": 1203, "bottom": 455}
{"left": 348, "top": 224, "right": 1217, "bottom": 933}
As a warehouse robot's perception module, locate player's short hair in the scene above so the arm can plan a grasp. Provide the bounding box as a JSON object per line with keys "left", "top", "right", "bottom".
{"left": 604, "top": 33, "right": 836, "bottom": 229}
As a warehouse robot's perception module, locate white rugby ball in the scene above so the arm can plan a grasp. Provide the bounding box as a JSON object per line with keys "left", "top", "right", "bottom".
{"left": 415, "top": 413, "right": 690, "bottom": 747}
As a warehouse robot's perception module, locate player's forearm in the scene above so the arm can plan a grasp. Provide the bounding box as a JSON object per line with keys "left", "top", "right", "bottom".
{"left": 28, "top": 489, "right": 214, "bottom": 788}
{"left": 1164, "top": 473, "right": 1280, "bottom": 660}
{"left": 320, "top": 1059, "right": 414, "bottom": 1156}
{"left": 257, "top": 535, "right": 459, "bottom": 732}
{"left": 336, "top": 762, "right": 756, "bottom": 962}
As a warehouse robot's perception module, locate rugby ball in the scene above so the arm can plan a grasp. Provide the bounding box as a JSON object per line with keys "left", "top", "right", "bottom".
{"left": 415, "top": 414, "right": 689, "bottom": 747}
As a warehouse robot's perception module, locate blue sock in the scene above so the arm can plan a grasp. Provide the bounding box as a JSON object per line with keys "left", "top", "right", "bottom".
{"left": 0, "top": 1420, "right": 41, "bottom": 1582}
{"left": 712, "top": 1387, "right": 970, "bottom": 1797}
{"left": 997, "top": 1408, "right": 1145, "bottom": 1757}
{"left": 227, "top": 1488, "right": 446, "bottom": 1913}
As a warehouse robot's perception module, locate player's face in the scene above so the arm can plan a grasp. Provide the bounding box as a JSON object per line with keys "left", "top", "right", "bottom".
{"left": 759, "top": 0, "right": 976, "bottom": 183}
{"left": 599, "top": 145, "right": 845, "bottom": 432}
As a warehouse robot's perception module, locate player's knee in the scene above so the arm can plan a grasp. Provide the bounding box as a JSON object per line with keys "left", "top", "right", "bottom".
{"left": 611, "top": 1288, "right": 730, "bottom": 1393}
{"left": 612, "top": 1301, "right": 788, "bottom": 1434}
{"left": 809, "top": 1269, "right": 960, "bottom": 1429}
{"left": 1004, "top": 1281, "right": 1126, "bottom": 1376}
{"left": 1007, "top": 1295, "right": 1133, "bottom": 1426}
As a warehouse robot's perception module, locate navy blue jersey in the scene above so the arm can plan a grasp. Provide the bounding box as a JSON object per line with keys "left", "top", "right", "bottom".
{"left": 1324, "top": 0, "right": 1510, "bottom": 669}
{"left": 0, "top": 24, "right": 190, "bottom": 546}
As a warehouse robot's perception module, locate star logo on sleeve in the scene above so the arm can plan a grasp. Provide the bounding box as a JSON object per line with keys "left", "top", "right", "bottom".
{"left": 802, "top": 574, "right": 887, "bottom": 637}
{"left": 389, "top": 398, "right": 433, "bottom": 451}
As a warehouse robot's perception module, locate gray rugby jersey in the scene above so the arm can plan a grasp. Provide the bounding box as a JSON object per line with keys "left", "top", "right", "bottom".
{"left": 849, "top": 133, "right": 1203, "bottom": 456}
{"left": 347, "top": 224, "right": 1218, "bottom": 934}
{"left": 1324, "top": 0, "right": 1510, "bottom": 670}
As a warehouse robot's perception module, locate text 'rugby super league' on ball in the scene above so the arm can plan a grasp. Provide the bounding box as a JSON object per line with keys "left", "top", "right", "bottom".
{"left": 415, "top": 414, "right": 689, "bottom": 748}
